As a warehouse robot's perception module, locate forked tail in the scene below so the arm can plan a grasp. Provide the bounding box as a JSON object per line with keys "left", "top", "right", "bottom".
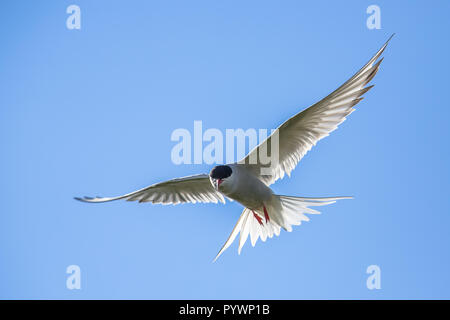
{"left": 213, "top": 195, "right": 352, "bottom": 262}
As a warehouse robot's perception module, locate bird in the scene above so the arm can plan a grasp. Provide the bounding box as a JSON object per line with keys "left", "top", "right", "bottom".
{"left": 75, "top": 35, "right": 393, "bottom": 261}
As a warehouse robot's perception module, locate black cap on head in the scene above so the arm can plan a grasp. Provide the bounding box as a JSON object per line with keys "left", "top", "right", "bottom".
{"left": 210, "top": 165, "right": 232, "bottom": 179}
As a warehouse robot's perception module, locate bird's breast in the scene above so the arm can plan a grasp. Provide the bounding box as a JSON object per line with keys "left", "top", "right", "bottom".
{"left": 220, "top": 167, "right": 273, "bottom": 210}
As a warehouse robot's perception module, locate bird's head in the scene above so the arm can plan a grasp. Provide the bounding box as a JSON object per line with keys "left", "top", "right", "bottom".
{"left": 209, "top": 165, "right": 232, "bottom": 191}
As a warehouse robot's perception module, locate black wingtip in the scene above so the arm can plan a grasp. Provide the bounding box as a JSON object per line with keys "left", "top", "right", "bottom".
{"left": 385, "top": 33, "right": 395, "bottom": 45}
{"left": 74, "top": 196, "right": 91, "bottom": 202}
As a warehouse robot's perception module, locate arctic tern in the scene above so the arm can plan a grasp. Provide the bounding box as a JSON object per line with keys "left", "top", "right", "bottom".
{"left": 76, "top": 36, "right": 393, "bottom": 261}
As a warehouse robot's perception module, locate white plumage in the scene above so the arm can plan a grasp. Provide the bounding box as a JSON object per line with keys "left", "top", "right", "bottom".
{"left": 76, "top": 36, "right": 393, "bottom": 261}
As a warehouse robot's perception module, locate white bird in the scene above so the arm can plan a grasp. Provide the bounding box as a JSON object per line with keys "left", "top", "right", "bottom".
{"left": 76, "top": 35, "right": 393, "bottom": 261}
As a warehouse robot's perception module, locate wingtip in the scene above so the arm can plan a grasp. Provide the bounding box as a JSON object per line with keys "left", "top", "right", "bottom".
{"left": 381, "top": 34, "right": 395, "bottom": 51}
{"left": 383, "top": 33, "right": 395, "bottom": 47}
{"left": 74, "top": 196, "right": 96, "bottom": 203}
{"left": 212, "top": 251, "right": 222, "bottom": 263}
{"left": 387, "top": 33, "right": 396, "bottom": 43}
{"left": 373, "top": 34, "right": 394, "bottom": 63}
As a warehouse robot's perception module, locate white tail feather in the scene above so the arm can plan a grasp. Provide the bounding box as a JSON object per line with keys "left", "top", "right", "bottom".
{"left": 213, "top": 195, "right": 351, "bottom": 261}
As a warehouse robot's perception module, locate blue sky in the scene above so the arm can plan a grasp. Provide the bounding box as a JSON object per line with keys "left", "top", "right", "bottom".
{"left": 1, "top": 0, "right": 449, "bottom": 299}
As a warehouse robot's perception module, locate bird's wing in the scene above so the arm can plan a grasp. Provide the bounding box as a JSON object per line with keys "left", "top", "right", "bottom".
{"left": 75, "top": 174, "right": 225, "bottom": 205}
{"left": 239, "top": 35, "right": 393, "bottom": 186}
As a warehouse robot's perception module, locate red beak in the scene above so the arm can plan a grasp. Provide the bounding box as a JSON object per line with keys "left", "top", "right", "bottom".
{"left": 217, "top": 179, "right": 224, "bottom": 188}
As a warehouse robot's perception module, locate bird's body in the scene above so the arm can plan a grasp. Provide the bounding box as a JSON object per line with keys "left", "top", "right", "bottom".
{"left": 75, "top": 35, "right": 393, "bottom": 261}
{"left": 218, "top": 164, "right": 273, "bottom": 210}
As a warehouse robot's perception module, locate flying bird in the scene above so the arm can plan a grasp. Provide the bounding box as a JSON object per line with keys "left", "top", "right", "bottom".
{"left": 76, "top": 35, "right": 393, "bottom": 261}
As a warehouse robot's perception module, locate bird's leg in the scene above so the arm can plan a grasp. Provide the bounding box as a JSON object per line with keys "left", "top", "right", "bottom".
{"left": 263, "top": 205, "right": 270, "bottom": 223}
{"left": 252, "top": 210, "right": 263, "bottom": 226}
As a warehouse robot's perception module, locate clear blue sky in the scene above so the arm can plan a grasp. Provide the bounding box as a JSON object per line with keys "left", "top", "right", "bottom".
{"left": 1, "top": 0, "right": 449, "bottom": 299}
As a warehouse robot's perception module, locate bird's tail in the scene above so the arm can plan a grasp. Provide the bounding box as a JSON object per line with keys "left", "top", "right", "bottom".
{"left": 213, "top": 195, "right": 351, "bottom": 262}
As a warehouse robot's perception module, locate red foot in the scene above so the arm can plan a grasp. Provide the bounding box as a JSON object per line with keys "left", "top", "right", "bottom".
{"left": 253, "top": 211, "right": 263, "bottom": 225}
{"left": 263, "top": 206, "right": 270, "bottom": 223}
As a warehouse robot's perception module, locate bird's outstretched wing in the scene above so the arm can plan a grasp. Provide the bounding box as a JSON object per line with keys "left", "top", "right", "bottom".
{"left": 75, "top": 174, "right": 225, "bottom": 205}
{"left": 239, "top": 35, "right": 394, "bottom": 186}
